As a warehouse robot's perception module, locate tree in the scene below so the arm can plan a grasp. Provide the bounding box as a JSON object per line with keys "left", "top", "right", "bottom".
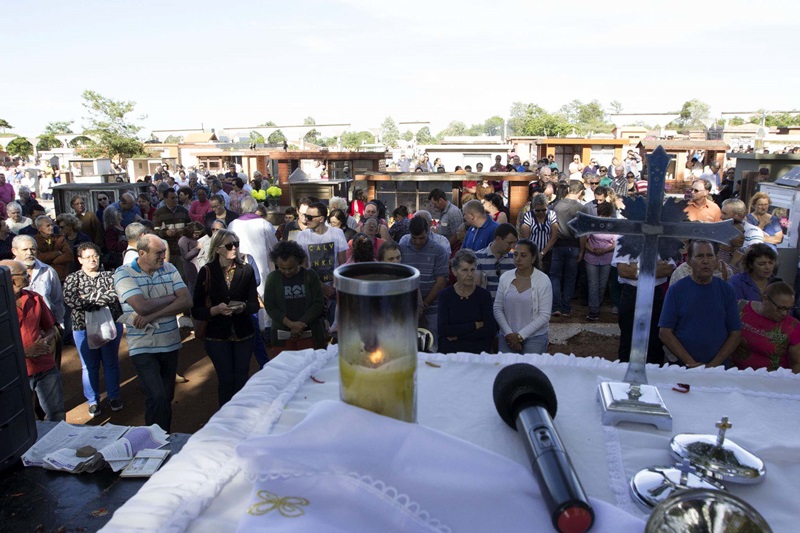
{"left": 559, "top": 99, "right": 611, "bottom": 134}
{"left": 37, "top": 120, "right": 76, "bottom": 151}
{"left": 609, "top": 100, "right": 624, "bottom": 115}
{"left": 416, "top": 127, "right": 434, "bottom": 145}
{"left": 726, "top": 117, "right": 746, "bottom": 126}
{"left": 436, "top": 120, "right": 467, "bottom": 140}
{"left": 483, "top": 116, "right": 504, "bottom": 136}
{"left": 508, "top": 103, "right": 571, "bottom": 137}
{"left": 668, "top": 99, "right": 711, "bottom": 131}
{"left": 249, "top": 131, "right": 265, "bottom": 144}
{"left": 401, "top": 130, "right": 414, "bottom": 142}
{"left": 163, "top": 135, "right": 183, "bottom": 143}
{"left": 268, "top": 129, "right": 286, "bottom": 144}
{"left": 340, "top": 131, "right": 376, "bottom": 150}
{"left": 6, "top": 137, "right": 34, "bottom": 158}
{"left": 258, "top": 120, "right": 278, "bottom": 127}
{"left": 0, "top": 118, "right": 11, "bottom": 133}
{"left": 380, "top": 117, "right": 399, "bottom": 147}
{"left": 79, "top": 90, "right": 145, "bottom": 163}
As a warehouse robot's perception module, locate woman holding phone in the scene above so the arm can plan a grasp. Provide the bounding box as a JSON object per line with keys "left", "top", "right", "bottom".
{"left": 191, "top": 229, "right": 259, "bottom": 407}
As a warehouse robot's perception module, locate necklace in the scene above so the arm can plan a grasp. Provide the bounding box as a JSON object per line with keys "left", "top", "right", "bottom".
{"left": 454, "top": 283, "right": 473, "bottom": 300}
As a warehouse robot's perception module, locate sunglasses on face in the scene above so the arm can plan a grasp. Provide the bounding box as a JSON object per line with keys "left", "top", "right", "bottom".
{"left": 766, "top": 295, "right": 794, "bottom": 313}
{"left": 220, "top": 241, "right": 240, "bottom": 250}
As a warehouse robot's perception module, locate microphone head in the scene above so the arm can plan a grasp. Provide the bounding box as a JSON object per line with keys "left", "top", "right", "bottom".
{"left": 493, "top": 363, "right": 558, "bottom": 430}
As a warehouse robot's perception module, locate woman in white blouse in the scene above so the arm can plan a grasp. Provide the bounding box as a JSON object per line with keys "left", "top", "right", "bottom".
{"left": 493, "top": 239, "right": 553, "bottom": 354}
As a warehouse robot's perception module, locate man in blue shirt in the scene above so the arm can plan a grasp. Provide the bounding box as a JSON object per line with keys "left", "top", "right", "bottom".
{"left": 110, "top": 193, "right": 142, "bottom": 228}
{"left": 475, "top": 223, "right": 517, "bottom": 299}
{"left": 462, "top": 200, "right": 499, "bottom": 252}
{"left": 659, "top": 240, "right": 741, "bottom": 368}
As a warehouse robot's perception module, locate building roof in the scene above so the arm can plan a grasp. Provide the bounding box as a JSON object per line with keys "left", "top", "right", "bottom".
{"left": 637, "top": 140, "right": 730, "bottom": 151}
{"left": 184, "top": 132, "right": 218, "bottom": 143}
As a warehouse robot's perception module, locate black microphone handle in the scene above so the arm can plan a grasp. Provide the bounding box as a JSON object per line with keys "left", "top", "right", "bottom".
{"left": 516, "top": 406, "right": 594, "bottom": 533}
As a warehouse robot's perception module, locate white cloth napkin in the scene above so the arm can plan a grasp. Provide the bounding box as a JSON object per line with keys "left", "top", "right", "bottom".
{"left": 236, "top": 400, "right": 644, "bottom": 532}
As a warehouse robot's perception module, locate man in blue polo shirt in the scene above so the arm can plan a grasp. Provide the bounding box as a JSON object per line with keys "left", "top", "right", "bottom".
{"left": 462, "top": 199, "right": 499, "bottom": 252}
{"left": 399, "top": 217, "right": 449, "bottom": 351}
{"left": 114, "top": 234, "right": 192, "bottom": 431}
{"left": 110, "top": 193, "right": 142, "bottom": 228}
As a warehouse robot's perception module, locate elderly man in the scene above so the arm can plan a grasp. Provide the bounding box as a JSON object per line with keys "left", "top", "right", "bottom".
{"left": 610, "top": 165, "right": 628, "bottom": 198}
{"left": 684, "top": 178, "right": 722, "bottom": 222}
{"left": 110, "top": 193, "right": 142, "bottom": 228}
{"left": 6, "top": 202, "right": 32, "bottom": 234}
{"left": 12, "top": 234, "right": 65, "bottom": 326}
{"left": 70, "top": 195, "right": 104, "bottom": 248}
{"left": 428, "top": 188, "right": 463, "bottom": 248}
{"left": 17, "top": 186, "right": 39, "bottom": 217}
{"left": 462, "top": 199, "right": 499, "bottom": 252}
{"left": 208, "top": 178, "right": 230, "bottom": 209}
{"left": 114, "top": 234, "right": 192, "bottom": 431}
{"left": 33, "top": 216, "right": 73, "bottom": 282}
{"left": 399, "top": 217, "right": 449, "bottom": 350}
{"left": 1, "top": 259, "right": 65, "bottom": 421}
{"left": 659, "top": 241, "right": 741, "bottom": 368}
{"left": 328, "top": 196, "right": 358, "bottom": 230}
{"left": 123, "top": 222, "right": 147, "bottom": 265}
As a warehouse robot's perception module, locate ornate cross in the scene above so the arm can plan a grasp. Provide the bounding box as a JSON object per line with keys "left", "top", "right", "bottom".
{"left": 715, "top": 417, "right": 732, "bottom": 446}
{"left": 570, "top": 146, "right": 741, "bottom": 386}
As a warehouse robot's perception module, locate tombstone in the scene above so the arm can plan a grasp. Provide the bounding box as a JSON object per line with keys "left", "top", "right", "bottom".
{"left": 570, "top": 146, "right": 741, "bottom": 430}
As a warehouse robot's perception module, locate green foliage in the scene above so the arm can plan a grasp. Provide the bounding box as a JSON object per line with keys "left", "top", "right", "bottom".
{"left": 483, "top": 116, "right": 504, "bottom": 136}
{"left": 401, "top": 130, "right": 414, "bottom": 142}
{"left": 36, "top": 134, "right": 62, "bottom": 151}
{"left": 6, "top": 137, "right": 34, "bottom": 158}
{"left": 68, "top": 135, "right": 93, "bottom": 148}
{"left": 415, "top": 126, "right": 434, "bottom": 144}
{"left": 0, "top": 118, "right": 12, "bottom": 131}
{"left": 268, "top": 129, "right": 287, "bottom": 144}
{"left": 163, "top": 135, "right": 182, "bottom": 143}
{"left": 668, "top": 99, "right": 711, "bottom": 131}
{"left": 340, "top": 131, "right": 375, "bottom": 150}
{"left": 609, "top": 100, "right": 624, "bottom": 114}
{"left": 436, "top": 120, "right": 467, "bottom": 140}
{"left": 380, "top": 117, "right": 399, "bottom": 147}
{"left": 43, "top": 121, "right": 74, "bottom": 135}
{"left": 80, "top": 90, "right": 145, "bottom": 163}
{"left": 304, "top": 128, "right": 321, "bottom": 144}
{"left": 249, "top": 131, "right": 265, "bottom": 144}
{"left": 259, "top": 120, "right": 278, "bottom": 127}
{"left": 508, "top": 102, "right": 571, "bottom": 137}
{"left": 727, "top": 117, "right": 746, "bottom": 126}
{"left": 558, "top": 99, "right": 610, "bottom": 134}
{"left": 303, "top": 116, "right": 316, "bottom": 126}
{"left": 749, "top": 111, "right": 800, "bottom": 128}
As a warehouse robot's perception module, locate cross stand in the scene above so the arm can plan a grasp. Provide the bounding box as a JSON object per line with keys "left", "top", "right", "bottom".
{"left": 570, "top": 146, "right": 741, "bottom": 430}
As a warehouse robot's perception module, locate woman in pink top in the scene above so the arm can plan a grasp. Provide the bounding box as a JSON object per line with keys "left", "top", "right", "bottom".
{"left": 189, "top": 187, "right": 212, "bottom": 223}
{"left": 580, "top": 202, "right": 616, "bottom": 321}
{"left": 733, "top": 281, "right": 800, "bottom": 372}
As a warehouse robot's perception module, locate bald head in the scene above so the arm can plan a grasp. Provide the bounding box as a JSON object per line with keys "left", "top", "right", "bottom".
{"left": 414, "top": 209, "right": 433, "bottom": 225}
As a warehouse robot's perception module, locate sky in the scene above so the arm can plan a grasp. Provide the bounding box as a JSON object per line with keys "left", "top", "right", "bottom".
{"left": 3, "top": 0, "right": 798, "bottom": 139}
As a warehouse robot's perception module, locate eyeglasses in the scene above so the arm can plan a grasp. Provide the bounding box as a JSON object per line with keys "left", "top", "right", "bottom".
{"left": 692, "top": 188, "right": 705, "bottom": 193}
{"left": 766, "top": 295, "right": 794, "bottom": 313}
{"left": 98, "top": 197, "right": 108, "bottom": 202}
{"left": 220, "top": 241, "right": 240, "bottom": 250}
{"left": 303, "top": 214, "right": 322, "bottom": 220}
{"left": 533, "top": 208, "right": 547, "bottom": 213}
{"left": 590, "top": 182, "right": 600, "bottom": 186}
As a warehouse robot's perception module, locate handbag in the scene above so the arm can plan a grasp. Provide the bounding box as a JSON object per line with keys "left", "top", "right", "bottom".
{"left": 193, "top": 266, "right": 212, "bottom": 340}
{"left": 86, "top": 307, "right": 118, "bottom": 349}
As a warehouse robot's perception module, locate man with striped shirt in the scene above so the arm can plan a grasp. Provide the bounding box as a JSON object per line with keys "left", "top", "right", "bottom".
{"left": 114, "top": 234, "right": 192, "bottom": 431}
{"left": 476, "top": 223, "right": 518, "bottom": 299}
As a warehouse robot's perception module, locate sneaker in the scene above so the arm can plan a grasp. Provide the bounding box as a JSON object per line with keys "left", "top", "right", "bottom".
{"left": 88, "top": 404, "right": 101, "bottom": 418}
{"left": 109, "top": 398, "right": 123, "bottom": 412}
{"left": 552, "top": 311, "right": 562, "bottom": 317}
{"left": 611, "top": 306, "right": 619, "bottom": 315}
{"left": 561, "top": 312, "right": 572, "bottom": 318}
{"left": 587, "top": 313, "right": 600, "bottom": 321}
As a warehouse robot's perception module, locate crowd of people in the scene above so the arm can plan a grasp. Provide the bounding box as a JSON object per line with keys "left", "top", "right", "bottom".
{"left": 1, "top": 153, "right": 798, "bottom": 434}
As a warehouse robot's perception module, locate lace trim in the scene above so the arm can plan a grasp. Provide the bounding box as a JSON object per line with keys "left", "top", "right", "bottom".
{"left": 243, "top": 470, "right": 451, "bottom": 533}
{"left": 602, "top": 425, "right": 640, "bottom": 516}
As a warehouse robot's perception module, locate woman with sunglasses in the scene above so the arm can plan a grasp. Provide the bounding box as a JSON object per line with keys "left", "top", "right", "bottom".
{"left": 732, "top": 281, "right": 800, "bottom": 372}
{"left": 191, "top": 229, "right": 259, "bottom": 407}
{"left": 519, "top": 194, "right": 558, "bottom": 274}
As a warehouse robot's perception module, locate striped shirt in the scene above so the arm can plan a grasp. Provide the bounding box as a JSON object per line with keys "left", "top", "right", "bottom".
{"left": 475, "top": 244, "right": 514, "bottom": 299}
{"left": 522, "top": 209, "right": 557, "bottom": 253}
{"left": 114, "top": 260, "right": 186, "bottom": 356}
{"left": 399, "top": 237, "right": 449, "bottom": 314}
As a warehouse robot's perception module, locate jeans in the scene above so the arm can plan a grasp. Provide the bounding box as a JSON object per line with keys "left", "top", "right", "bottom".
{"left": 30, "top": 367, "right": 66, "bottom": 421}
{"left": 131, "top": 350, "right": 179, "bottom": 432}
{"left": 585, "top": 263, "right": 611, "bottom": 315}
{"left": 549, "top": 246, "right": 579, "bottom": 314}
{"left": 422, "top": 311, "right": 438, "bottom": 353}
{"left": 617, "top": 284, "right": 665, "bottom": 365}
{"left": 74, "top": 324, "right": 123, "bottom": 405}
{"left": 498, "top": 333, "right": 549, "bottom": 355}
{"left": 205, "top": 338, "right": 254, "bottom": 407}
{"left": 251, "top": 314, "right": 269, "bottom": 368}
{"left": 609, "top": 266, "right": 621, "bottom": 307}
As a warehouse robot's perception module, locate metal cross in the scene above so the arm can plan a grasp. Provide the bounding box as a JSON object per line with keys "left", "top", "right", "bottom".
{"left": 715, "top": 417, "right": 732, "bottom": 446}
{"left": 570, "top": 146, "right": 741, "bottom": 386}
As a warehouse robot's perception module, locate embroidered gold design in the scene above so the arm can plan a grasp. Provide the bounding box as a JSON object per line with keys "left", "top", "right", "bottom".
{"left": 247, "top": 490, "right": 309, "bottom": 518}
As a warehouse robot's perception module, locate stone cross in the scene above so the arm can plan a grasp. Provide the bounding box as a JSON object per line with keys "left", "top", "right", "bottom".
{"left": 570, "top": 146, "right": 741, "bottom": 386}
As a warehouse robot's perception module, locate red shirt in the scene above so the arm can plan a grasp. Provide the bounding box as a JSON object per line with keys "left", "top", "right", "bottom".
{"left": 734, "top": 301, "right": 800, "bottom": 371}
{"left": 17, "top": 289, "right": 57, "bottom": 376}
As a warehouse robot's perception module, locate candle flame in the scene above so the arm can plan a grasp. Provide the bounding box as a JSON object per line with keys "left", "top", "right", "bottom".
{"left": 368, "top": 348, "right": 384, "bottom": 365}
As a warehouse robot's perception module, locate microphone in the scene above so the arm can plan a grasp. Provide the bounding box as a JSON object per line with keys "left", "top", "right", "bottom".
{"left": 493, "top": 363, "right": 594, "bottom": 533}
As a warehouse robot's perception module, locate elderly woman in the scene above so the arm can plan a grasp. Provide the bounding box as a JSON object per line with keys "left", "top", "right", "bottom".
{"left": 348, "top": 217, "right": 384, "bottom": 261}
{"left": 0, "top": 219, "right": 13, "bottom": 259}
{"left": 520, "top": 194, "right": 558, "bottom": 274}
{"left": 747, "top": 192, "right": 783, "bottom": 251}
{"left": 494, "top": 239, "right": 552, "bottom": 354}
{"left": 733, "top": 281, "right": 800, "bottom": 372}
{"left": 436, "top": 249, "right": 497, "bottom": 354}
{"left": 63, "top": 243, "right": 125, "bottom": 417}
{"left": 729, "top": 243, "right": 780, "bottom": 301}
{"left": 358, "top": 200, "right": 392, "bottom": 241}
{"left": 103, "top": 206, "right": 127, "bottom": 270}
{"left": 264, "top": 240, "right": 326, "bottom": 359}
{"left": 191, "top": 229, "right": 259, "bottom": 406}
{"left": 6, "top": 202, "right": 32, "bottom": 234}
{"left": 56, "top": 213, "right": 92, "bottom": 274}
{"left": 482, "top": 193, "right": 508, "bottom": 224}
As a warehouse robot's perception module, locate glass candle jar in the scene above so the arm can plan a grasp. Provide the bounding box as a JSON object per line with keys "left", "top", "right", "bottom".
{"left": 334, "top": 263, "right": 420, "bottom": 423}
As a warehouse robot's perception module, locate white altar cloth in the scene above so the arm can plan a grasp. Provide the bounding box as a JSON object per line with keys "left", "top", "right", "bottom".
{"left": 101, "top": 348, "right": 800, "bottom": 533}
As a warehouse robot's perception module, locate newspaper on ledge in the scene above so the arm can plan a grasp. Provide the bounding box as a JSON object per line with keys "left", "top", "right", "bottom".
{"left": 21, "top": 422, "right": 170, "bottom": 474}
